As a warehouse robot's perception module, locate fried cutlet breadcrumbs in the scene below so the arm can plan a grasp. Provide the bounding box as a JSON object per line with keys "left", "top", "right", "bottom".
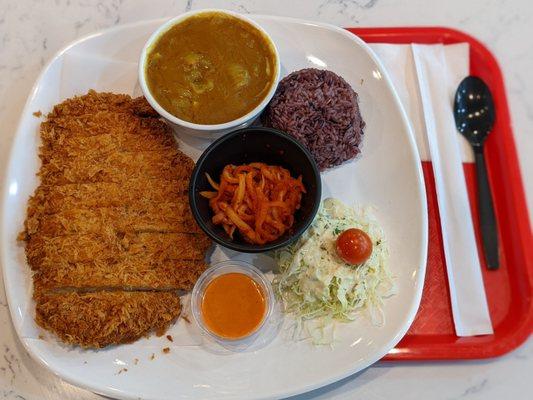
{"left": 26, "top": 180, "right": 189, "bottom": 215}
{"left": 26, "top": 232, "right": 209, "bottom": 269}
{"left": 35, "top": 291, "right": 182, "bottom": 348}
{"left": 33, "top": 258, "right": 206, "bottom": 292}
{"left": 26, "top": 202, "right": 197, "bottom": 237}
{"left": 40, "top": 131, "right": 177, "bottom": 158}
{"left": 21, "top": 90, "right": 210, "bottom": 348}
{"left": 39, "top": 150, "right": 192, "bottom": 185}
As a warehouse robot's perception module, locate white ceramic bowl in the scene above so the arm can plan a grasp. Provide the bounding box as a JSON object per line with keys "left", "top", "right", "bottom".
{"left": 138, "top": 9, "right": 280, "bottom": 139}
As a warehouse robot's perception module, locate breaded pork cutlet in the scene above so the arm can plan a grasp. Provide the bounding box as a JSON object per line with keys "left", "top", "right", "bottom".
{"left": 21, "top": 90, "right": 210, "bottom": 348}
{"left": 39, "top": 91, "right": 158, "bottom": 119}
{"left": 25, "top": 201, "right": 197, "bottom": 237}
{"left": 39, "top": 149, "right": 193, "bottom": 185}
{"left": 35, "top": 291, "right": 182, "bottom": 348}
{"left": 26, "top": 179, "right": 189, "bottom": 216}
{"left": 33, "top": 258, "right": 206, "bottom": 292}
{"left": 26, "top": 232, "right": 210, "bottom": 269}
{"left": 40, "top": 131, "right": 178, "bottom": 160}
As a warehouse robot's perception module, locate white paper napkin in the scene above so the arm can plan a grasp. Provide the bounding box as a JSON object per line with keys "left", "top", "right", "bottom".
{"left": 369, "top": 43, "right": 493, "bottom": 336}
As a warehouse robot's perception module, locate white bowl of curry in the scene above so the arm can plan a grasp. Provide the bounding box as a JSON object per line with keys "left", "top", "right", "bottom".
{"left": 139, "top": 9, "right": 280, "bottom": 138}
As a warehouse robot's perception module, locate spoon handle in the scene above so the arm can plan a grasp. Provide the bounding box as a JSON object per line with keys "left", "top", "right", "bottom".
{"left": 474, "top": 147, "right": 499, "bottom": 269}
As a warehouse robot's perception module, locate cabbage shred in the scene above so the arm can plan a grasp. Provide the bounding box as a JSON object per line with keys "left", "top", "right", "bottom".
{"left": 273, "top": 198, "right": 395, "bottom": 344}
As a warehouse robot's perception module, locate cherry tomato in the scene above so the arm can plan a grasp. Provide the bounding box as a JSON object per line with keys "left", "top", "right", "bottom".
{"left": 336, "top": 228, "right": 373, "bottom": 265}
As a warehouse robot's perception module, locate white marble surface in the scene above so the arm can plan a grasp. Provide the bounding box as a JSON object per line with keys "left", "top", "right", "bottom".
{"left": 0, "top": 0, "right": 531, "bottom": 399}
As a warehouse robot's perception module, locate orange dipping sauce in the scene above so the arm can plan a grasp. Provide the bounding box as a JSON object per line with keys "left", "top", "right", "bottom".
{"left": 201, "top": 272, "right": 267, "bottom": 339}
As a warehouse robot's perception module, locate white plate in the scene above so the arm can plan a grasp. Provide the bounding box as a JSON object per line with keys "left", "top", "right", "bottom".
{"left": 1, "top": 15, "right": 428, "bottom": 400}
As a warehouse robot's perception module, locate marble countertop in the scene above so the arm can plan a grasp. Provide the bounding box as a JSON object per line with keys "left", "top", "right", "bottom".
{"left": 0, "top": 0, "right": 531, "bottom": 399}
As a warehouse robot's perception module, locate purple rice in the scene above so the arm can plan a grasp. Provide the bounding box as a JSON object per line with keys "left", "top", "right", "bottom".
{"left": 262, "top": 68, "right": 365, "bottom": 171}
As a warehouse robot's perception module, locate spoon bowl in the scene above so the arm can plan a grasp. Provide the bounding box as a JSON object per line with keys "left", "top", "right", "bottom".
{"left": 454, "top": 76, "right": 496, "bottom": 147}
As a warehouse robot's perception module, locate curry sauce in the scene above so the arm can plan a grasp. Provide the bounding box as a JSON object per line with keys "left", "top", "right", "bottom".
{"left": 145, "top": 12, "right": 277, "bottom": 125}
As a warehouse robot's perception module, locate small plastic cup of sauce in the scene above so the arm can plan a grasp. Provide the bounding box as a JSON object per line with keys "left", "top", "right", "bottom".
{"left": 191, "top": 260, "right": 274, "bottom": 349}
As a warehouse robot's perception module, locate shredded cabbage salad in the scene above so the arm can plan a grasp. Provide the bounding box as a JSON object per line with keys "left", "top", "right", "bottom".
{"left": 273, "top": 198, "right": 395, "bottom": 344}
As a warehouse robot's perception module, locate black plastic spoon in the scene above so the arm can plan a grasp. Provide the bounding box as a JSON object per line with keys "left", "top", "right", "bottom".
{"left": 454, "top": 76, "right": 499, "bottom": 270}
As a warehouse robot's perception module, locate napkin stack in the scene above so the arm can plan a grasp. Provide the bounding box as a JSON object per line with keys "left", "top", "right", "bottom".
{"left": 370, "top": 43, "right": 493, "bottom": 336}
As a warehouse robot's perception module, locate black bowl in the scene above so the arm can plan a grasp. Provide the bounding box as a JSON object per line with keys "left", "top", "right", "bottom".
{"left": 189, "top": 127, "right": 321, "bottom": 253}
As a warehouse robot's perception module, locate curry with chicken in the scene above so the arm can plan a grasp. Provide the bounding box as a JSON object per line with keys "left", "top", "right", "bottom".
{"left": 145, "top": 11, "right": 277, "bottom": 124}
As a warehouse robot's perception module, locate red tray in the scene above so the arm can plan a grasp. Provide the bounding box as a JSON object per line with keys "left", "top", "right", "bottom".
{"left": 345, "top": 27, "right": 533, "bottom": 360}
